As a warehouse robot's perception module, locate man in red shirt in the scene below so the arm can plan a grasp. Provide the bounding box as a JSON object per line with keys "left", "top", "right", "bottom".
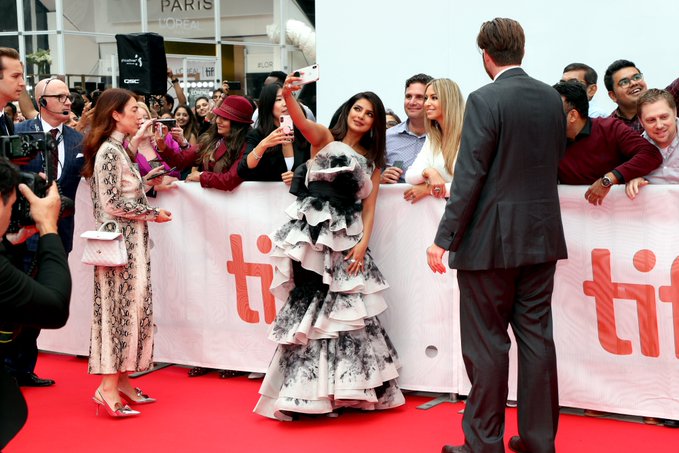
{"left": 554, "top": 80, "right": 662, "bottom": 205}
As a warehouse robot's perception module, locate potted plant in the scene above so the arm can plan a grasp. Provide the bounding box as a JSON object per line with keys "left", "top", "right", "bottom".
{"left": 26, "top": 49, "right": 51, "bottom": 75}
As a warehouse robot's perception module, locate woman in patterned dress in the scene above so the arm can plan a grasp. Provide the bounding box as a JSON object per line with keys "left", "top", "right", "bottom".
{"left": 254, "top": 75, "right": 405, "bottom": 420}
{"left": 81, "top": 89, "right": 172, "bottom": 418}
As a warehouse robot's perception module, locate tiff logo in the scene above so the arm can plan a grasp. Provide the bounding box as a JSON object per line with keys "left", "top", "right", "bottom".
{"left": 226, "top": 234, "right": 276, "bottom": 324}
{"left": 583, "top": 249, "right": 679, "bottom": 358}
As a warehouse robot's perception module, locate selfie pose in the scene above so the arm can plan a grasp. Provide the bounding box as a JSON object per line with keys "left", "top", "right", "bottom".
{"left": 254, "top": 72, "right": 405, "bottom": 420}
{"left": 128, "top": 102, "right": 180, "bottom": 188}
{"left": 81, "top": 88, "right": 172, "bottom": 418}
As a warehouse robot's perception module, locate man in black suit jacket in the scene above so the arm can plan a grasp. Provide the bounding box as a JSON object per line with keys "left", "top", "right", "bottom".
{"left": 0, "top": 159, "right": 71, "bottom": 450}
{"left": 428, "top": 19, "right": 568, "bottom": 453}
{"left": 5, "top": 77, "right": 83, "bottom": 387}
{"left": 0, "top": 47, "right": 24, "bottom": 137}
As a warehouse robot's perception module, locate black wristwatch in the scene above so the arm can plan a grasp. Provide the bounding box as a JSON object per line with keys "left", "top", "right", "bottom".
{"left": 171, "top": 78, "right": 179, "bottom": 84}
{"left": 601, "top": 175, "right": 614, "bottom": 188}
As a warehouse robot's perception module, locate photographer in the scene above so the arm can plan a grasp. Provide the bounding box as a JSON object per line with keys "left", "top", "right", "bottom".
{"left": 6, "top": 77, "right": 84, "bottom": 388}
{"left": 0, "top": 158, "right": 71, "bottom": 449}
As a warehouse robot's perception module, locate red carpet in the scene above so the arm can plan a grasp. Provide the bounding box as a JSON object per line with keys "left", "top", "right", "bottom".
{"left": 5, "top": 353, "right": 677, "bottom": 452}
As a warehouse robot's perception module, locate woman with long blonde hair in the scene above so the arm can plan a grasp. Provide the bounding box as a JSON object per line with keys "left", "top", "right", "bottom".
{"left": 404, "top": 78, "right": 464, "bottom": 203}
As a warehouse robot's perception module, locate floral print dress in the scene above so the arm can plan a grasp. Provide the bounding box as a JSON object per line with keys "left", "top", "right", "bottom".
{"left": 254, "top": 141, "right": 405, "bottom": 420}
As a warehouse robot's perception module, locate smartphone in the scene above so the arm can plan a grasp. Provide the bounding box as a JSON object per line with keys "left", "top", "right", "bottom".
{"left": 292, "top": 64, "right": 319, "bottom": 86}
{"left": 156, "top": 118, "right": 177, "bottom": 128}
{"left": 280, "top": 115, "right": 294, "bottom": 135}
{"left": 147, "top": 167, "right": 176, "bottom": 180}
{"left": 148, "top": 158, "right": 165, "bottom": 169}
{"left": 393, "top": 160, "right": 404, "bottom": 170}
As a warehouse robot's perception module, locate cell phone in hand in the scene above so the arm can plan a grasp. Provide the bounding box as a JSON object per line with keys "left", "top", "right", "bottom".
{"left": 146, "top": 167, "right": 176, "bottom": 180}
{"left": 291, "top": 64, "right": 319, "bottom": 86}
{"left": 156, "top": 118, "right": 177, "bottom": 128}
{"left": 147, "top": 158, "right": 164, "bottom": 169}
{"left": 393, "top": 160, "right": 404, "bottom": 170}
{"left": 280, "top": 115, "right": 294, "bottom": 135}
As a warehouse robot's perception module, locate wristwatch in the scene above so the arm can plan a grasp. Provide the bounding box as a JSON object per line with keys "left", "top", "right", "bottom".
{"left": 601, "top": 175, "right": 614, "bottom": 188}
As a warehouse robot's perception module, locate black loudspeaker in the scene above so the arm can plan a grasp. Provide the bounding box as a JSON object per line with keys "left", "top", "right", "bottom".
{"left": 116, "top": 33, "right": 168, "bottom": 95}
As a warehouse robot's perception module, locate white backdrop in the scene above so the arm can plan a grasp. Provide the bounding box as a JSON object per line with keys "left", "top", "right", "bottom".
{"left": 314, "top": 1, "right": 679, "bottom": 125}
{"left": 39, "top": 181, "right": 679, "bottom": 419}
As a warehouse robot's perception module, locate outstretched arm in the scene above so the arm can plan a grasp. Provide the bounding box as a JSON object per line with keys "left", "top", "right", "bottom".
{"left": 282, "top": 74, "right": 333, "bottom": 154}
{"left": 168, "top": 68, "right": 187, "bottom": 106}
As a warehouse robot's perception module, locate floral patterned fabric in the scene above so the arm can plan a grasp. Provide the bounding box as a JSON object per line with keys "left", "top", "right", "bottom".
{"left": 254, "top": 141, "right": 405, "bottom": 420}
{"left": 87, "top": 130, "right": 160, "bottom": 374}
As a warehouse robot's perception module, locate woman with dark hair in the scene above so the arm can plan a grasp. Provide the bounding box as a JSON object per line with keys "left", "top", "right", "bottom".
{"left": 237, "top": 83, "right": 310, "bottom": 183}
{"left": 193, "top": 96, "right": 212, "bottom": 136}
{"left": 160, "top": 95, "right": 253, "bottom": 379}
{"left": 172, "top": 104, "right": 200, "bottom": 146}
{"left": 254, "top": 76, "right": 404, "bottom": 420}
{"left": 161, "top": 95, "right": 253, "bottom": 192}
{"left": 81, "top": 88, "right": 172, "bottom": 418}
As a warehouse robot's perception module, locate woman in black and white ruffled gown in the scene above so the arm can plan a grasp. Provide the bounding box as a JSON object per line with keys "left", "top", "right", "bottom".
{"left": 254, "top": 75, "right": 405, "bottom": 420}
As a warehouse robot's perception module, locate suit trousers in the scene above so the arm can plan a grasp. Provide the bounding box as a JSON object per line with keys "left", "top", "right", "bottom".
{"left": 3, "top": 249, "right": 45, "bottom": 377}
{"left": 457, "top": 262, "right": 559, "bottom": 453}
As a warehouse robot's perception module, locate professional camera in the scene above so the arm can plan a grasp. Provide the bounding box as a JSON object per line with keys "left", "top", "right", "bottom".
{"left": 0, "top": 131, "right": 73, "bottom": 233}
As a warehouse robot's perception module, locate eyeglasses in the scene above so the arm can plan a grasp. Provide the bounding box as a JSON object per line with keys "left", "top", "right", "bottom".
{"left": 42, "top": 94, "right": 74, "bottom": 103}
{"left": 617, "top": 73, "right": 644, "bottom": 88}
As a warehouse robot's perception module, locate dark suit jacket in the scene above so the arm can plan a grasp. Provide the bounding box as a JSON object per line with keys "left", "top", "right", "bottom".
{"left": 237, "top": 128, "right": 310, "bottom": 181}
{"left": 434, "top": 68, "right": 568, "bottom": 270}
{"left": 15, "top": 119, "right": 84, "bottom": 253}
{"left": 1, "top": 113, "right": 13, "bottom": 136}
{"left": 0, "top": 234, "right": 71, "bottom": 449}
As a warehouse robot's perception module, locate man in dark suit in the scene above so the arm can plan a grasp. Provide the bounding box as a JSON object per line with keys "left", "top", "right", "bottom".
{"left": 5, "top": 76, "right": 83, "bottom": 387}
{"left": 427, "top": 19, "right": 568, "bottom": 453}
{"left": 0, "top": 47, "right": 24, "bottom": 137}
{"left": 0, "top": 159, "right": 71, "bottom": 450}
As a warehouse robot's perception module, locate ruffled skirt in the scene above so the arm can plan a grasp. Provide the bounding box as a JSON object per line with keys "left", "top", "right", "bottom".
{"left": 254, "top": 197, "right": 405, "bottom": 420}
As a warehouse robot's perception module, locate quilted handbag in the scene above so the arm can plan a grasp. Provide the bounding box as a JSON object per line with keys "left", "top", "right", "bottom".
{"left": 80, "top": 220, "right": 128, "bottom": 267}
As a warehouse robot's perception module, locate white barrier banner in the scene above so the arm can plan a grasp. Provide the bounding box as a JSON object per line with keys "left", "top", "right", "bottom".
{"left": 39, "top": 182, "right": 679, "bottom": 418}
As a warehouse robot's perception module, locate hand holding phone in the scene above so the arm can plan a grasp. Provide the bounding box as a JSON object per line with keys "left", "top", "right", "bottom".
{"left": 146, "top": 166, "right": 176, "bottom": 180}
{"left": 291, "top": 64, "right": 319, "bottom": 86}
{"left": 280, "top": 115, "right": 294, "bottom": 135}
{"left": 156, "top": 118, "right": 177, "bottom": 128}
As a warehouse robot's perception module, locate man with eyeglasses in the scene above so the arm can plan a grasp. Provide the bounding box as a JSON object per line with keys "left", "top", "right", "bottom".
{"left": 554, "top": 80, "right": 661, "bottom": 206}
{"left": 5, "top": 77, "right": 83, "bottom": 388}
{"left": 604, "top": 59, "right": 679, "bottom": 134}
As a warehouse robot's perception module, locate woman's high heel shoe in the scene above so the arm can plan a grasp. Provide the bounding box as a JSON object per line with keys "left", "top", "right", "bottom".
{"left": 118, "top": 387, "right": 156, "bottom": 405}
{"left": 93, "top": 390, "right": 140, "bottom": 417}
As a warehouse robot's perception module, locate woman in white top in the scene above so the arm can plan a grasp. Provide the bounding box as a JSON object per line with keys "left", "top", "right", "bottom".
{"left": 404, "top": 78, "right": 464, "bottom": 203}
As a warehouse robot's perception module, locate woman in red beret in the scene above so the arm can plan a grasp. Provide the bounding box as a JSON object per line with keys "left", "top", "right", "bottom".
{"left": 161, "top": 95, "right": 254, "bottom": 191}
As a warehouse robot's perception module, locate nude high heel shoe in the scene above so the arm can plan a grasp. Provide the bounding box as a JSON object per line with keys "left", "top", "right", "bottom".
{"left": 93, "top": 390, "right": 140, "bottom": 417}
{"left": 118, "top": 387, "right": 156, "bottom": 405}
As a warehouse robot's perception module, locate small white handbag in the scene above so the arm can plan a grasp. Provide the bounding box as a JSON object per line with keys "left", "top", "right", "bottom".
{"left": 80, "top": 220, "right": 128, "bottom": 267}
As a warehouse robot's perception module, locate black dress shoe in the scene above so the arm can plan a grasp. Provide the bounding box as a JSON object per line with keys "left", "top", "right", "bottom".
{"left": 663, "top": 419, "right": 679, "bottom": 428}
{"left": 508, "top": 436, "right": 528, "bottom": 453}
{"left": 441, "top": 445, "right": 469, "bottom": 453}
{"left": 17, "top": 373, "right": 55, "bottom": 387}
